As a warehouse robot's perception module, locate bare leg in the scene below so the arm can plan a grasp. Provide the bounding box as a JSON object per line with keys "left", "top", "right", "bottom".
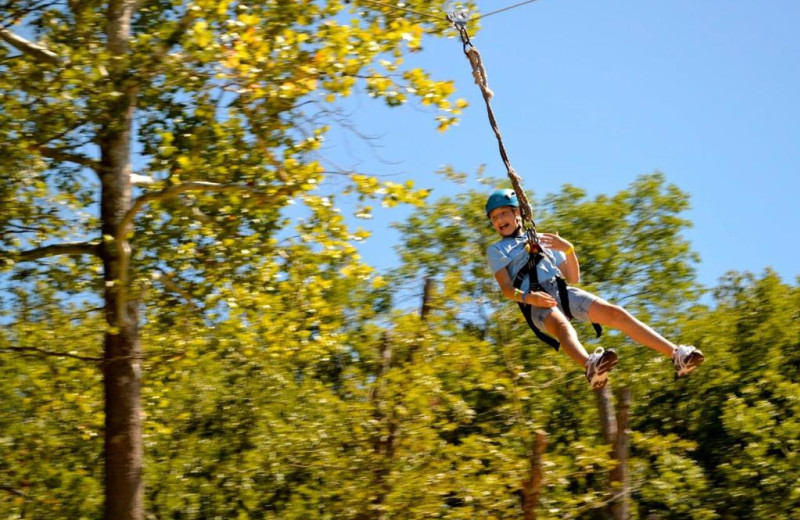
{"left": 543, "top": 309, "right": 589, "bottom": 368}
{"left": 587, "top": 299, "right": 676, "bottom": 357}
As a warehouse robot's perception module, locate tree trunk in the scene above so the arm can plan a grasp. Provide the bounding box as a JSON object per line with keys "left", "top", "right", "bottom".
{"left": 595, "top": 385, "right": 618, "bottom": 444}
{"left": 609, "top": 388, "right": 631, "bottom": 520}
{"left": 101, "top": 309, "right": 143, "bottom": 520}
{"left": 521, "top": 430, "right": 548, "bottom": 520}
{"left": 362, "top": 332, "right": 396, "bottom": 520}
{"left": 595, "top": 386, "right": 631, "bottom": 520}
{"left": 420, "top": 277, "right": 434, "bottom": 319}
{"left": 101, "top": 1, "right": 141, "bottom": 518}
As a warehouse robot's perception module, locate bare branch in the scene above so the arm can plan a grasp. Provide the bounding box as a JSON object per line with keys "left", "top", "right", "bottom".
{"left": 14, "top": 240, "right": 101, "bottom": 262}
{"left": 152, "top": 267, "right": 202, "bottom": 311}
{"left": 0, "top": 0, "right": 60, "bottom": 30}
{"left": 0, "top": 223, "right": 46, "bottom": 238}
{"left": 1, "top": 346, "right": 102, "bottom": 362}
{"left": 0, "top": 27, "right": 59, "bottom": 64}
{"left": 0, "top": 485, "right": 26, "bottom": 497}
{"left": 36, "top": 145, "right": 100, "bottom": 170}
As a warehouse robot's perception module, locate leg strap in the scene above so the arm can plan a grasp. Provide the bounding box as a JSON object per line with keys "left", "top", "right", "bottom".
{"left": 517, "top": 301, "right": 560, "bottom": 351}
{"left": 513, "top": 257, "right": 560, "bottom": 351}
{"left": 513, "top": 257, "right": 603, "bottom": 348}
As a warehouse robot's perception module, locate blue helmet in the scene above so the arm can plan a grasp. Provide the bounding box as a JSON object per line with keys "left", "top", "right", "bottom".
{"left": 485, "top": 189, "right": 519, "bottom": 217}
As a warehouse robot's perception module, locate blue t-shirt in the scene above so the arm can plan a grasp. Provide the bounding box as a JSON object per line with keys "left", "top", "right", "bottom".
{"left": 487, "top": 235, "right": 566, "bottom": 292}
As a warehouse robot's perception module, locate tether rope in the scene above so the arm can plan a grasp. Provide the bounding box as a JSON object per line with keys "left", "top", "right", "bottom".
{"left": 347, "top": 0, "right": 541, "bottom": 235}
{"left": 448, "top": 11, "right": 537, "bottom": 234}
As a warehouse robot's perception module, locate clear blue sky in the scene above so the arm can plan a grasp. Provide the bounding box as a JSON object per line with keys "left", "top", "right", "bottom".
{"left": 320, "top": 0, "right": 800, "bottom": 289}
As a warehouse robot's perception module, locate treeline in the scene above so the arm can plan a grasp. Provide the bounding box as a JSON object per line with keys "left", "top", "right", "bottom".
{"left": 2, "top": 175, "right": 798, "bottom": 519}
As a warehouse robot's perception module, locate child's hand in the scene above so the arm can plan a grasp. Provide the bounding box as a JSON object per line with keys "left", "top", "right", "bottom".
{"left": 529, "top": 291, "right": 557, "bottom": 308}
{"left": 539, "top": 232, "right": 573, "bottom": 253}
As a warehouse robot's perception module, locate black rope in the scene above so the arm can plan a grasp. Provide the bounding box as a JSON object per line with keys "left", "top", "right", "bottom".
{"left": 448, "top": 12, "right": 537, "bottom": 236}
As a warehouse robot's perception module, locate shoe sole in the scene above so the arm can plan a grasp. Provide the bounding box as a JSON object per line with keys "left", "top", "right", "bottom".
{"left": 676, "top": 351, "right": 705, "bottom": 377}
{"left": 589, "top": 350, "right": 618, "bottom": 389}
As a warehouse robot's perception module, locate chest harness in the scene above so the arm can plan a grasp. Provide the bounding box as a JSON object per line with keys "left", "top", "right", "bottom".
{"left": 511, "top": 231, "right": 603, "bottom": 351}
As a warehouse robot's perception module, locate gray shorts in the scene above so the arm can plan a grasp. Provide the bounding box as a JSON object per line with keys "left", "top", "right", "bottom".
{"left": 528, "top": 278, "right": 601, "bottom": 331}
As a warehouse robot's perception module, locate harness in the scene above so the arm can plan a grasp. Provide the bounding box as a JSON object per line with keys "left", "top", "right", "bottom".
{"left": 445, "top": 10, "right": 604, "bottom": 351}
{"left": 512, "top": 242, "right": 603, "bottom": 351}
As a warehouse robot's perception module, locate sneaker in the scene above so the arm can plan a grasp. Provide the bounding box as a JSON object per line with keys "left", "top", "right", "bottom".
{"left": 585, "top": 347, "right": 618, "bottom": 389}
{"left": 672, "top": 345, "right": 705, "bottom": 377}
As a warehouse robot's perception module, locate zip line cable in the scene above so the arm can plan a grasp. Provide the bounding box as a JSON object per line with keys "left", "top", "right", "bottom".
{"left": 349, "top": 0, "right": 542, "bottom": 24}
{"left": 476, "top": 0, "right": 542, "bottom": 20}
{"left": 348, "top": 0, "right": 447, "bottom": 22}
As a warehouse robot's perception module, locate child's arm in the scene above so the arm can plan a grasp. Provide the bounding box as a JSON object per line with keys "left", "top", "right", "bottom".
{"left": 494, "top": 268, "right": 557, "bottom": 308}
{"left": 539, "top": 233, "right": 581, "bottom": 285}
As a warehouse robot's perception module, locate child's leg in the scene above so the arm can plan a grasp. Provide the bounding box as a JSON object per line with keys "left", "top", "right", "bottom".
{"left": 587, "top": 300, "right": 675, "bottom": 357}
{"left": 543, "top": 310, "right": 589, "bottom": 368}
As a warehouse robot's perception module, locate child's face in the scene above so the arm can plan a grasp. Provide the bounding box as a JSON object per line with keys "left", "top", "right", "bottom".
{"left": 488, "top": 206, "right": 520, "bottom": 236}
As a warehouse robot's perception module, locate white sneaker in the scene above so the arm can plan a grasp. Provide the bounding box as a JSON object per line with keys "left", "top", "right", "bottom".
{"left": 585, "top": 347, "right": 618, "bottom": 389}
{"left": 672, "top": 345, "right": 705, "bottom": 377}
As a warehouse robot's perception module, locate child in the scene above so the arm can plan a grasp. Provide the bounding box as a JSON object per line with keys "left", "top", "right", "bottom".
{"left": 485, "top": 189, "right": 704, "bottom": 389}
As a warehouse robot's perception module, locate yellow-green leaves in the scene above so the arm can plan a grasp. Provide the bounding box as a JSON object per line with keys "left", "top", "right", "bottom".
{"left": 346, "top": 174, "right": 430, "bottom": 208}
{"left": 2, "top": 1, "right": 476, "bottom": 518}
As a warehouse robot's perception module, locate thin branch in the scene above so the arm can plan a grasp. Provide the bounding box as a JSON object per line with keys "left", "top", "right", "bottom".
{"left": 1, "top": 346, "right": 102, "bottom": 362}
{"left": 8, "top": 223, "right": 46, "bottom": 232}
{"left": 14, "top": 240, "right": 101, "bottom": 262}
{"left": 35, "top": 145, "right": 101, "bottom": 170}
{"left": 152, "top": 267, "right": 201, "bottom": 311}
{"left": 0, "top": 27, "right": 59, "bottom": 64}
{"left": 0, "top": 223, "right": 46, "bottom": 238}
{"left": 0, "top": 485, "right": 25, "bottom": 497}
{"left": 0, "top": 0, "right": 60, "bottom": 30}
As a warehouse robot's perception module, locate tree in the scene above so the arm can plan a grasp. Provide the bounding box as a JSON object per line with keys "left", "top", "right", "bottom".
{"left": 638, "top": 270, "right": 800, "bottom": 519}
{"left": 390, "top": 172, "right": 711, "bottom": 518}
{"left": 0, "top": 1, "right": 468, "bottom": 517}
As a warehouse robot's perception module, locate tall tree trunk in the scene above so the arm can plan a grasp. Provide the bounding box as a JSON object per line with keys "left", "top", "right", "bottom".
{"left": 609, "top": 388, "right": 631, "bottom": 520}
{"left": 595, "top": 386, "right": 631, "bottom": 520}
{"left": 101, "top": 1, "right": 142, "bottom": 518}
{"left": 361, "top": 332, "right": 396, "bottom": 520}
{"left": 521, "top": 430, "right": 548, "bottom": 520}
{"left": 101, "top": 304, "right": 142, "bottom": 520}
{"left": 595, "top": 385, "right": 618, "bottom": 444}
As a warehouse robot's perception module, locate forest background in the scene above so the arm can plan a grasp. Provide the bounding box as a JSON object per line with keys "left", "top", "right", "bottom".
{"left": 1, "top": 1, "right": 798, "bottom": 519}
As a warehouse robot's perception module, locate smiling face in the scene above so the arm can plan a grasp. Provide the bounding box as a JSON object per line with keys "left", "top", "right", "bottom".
{"left": 488, "top": 206, "right": 521, "bottom": 237}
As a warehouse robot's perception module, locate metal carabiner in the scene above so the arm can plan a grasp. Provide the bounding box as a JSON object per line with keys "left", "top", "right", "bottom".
{"left": 446, "top": 10, "right": 473, "bottom": 51}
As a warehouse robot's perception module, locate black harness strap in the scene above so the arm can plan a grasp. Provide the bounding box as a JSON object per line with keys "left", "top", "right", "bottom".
{"left": 513, "top": 247, "right": 603, "bottom": 350}
{"left": 553, "top": 276, "right": 603, "bottom": 339}
{"left": 513, "top": 253, "right": 560, "bottom": 350}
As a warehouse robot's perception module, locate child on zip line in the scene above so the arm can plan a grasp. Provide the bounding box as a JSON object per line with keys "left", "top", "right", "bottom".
{"left": 485, "top": 189, "right": 705, "bottom": 389}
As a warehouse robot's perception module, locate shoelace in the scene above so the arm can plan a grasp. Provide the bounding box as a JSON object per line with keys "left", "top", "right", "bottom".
{"left": 673, "top": 347, "right": 694, "bottom": 371}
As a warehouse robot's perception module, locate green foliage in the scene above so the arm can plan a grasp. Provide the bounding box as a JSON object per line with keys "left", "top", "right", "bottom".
{"left": 2, "top": 0, "right": 467, "bottom": 517}
{"left": 639, "top": 270, "right": 800, "bottom": 519}
{"left": 2, "top": 2, "right": 798, "bottom": 518}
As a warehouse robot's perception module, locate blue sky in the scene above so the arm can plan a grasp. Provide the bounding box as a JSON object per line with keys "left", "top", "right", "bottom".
{"left": 320, "top": 0, "right": 800, "bottom": 289}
